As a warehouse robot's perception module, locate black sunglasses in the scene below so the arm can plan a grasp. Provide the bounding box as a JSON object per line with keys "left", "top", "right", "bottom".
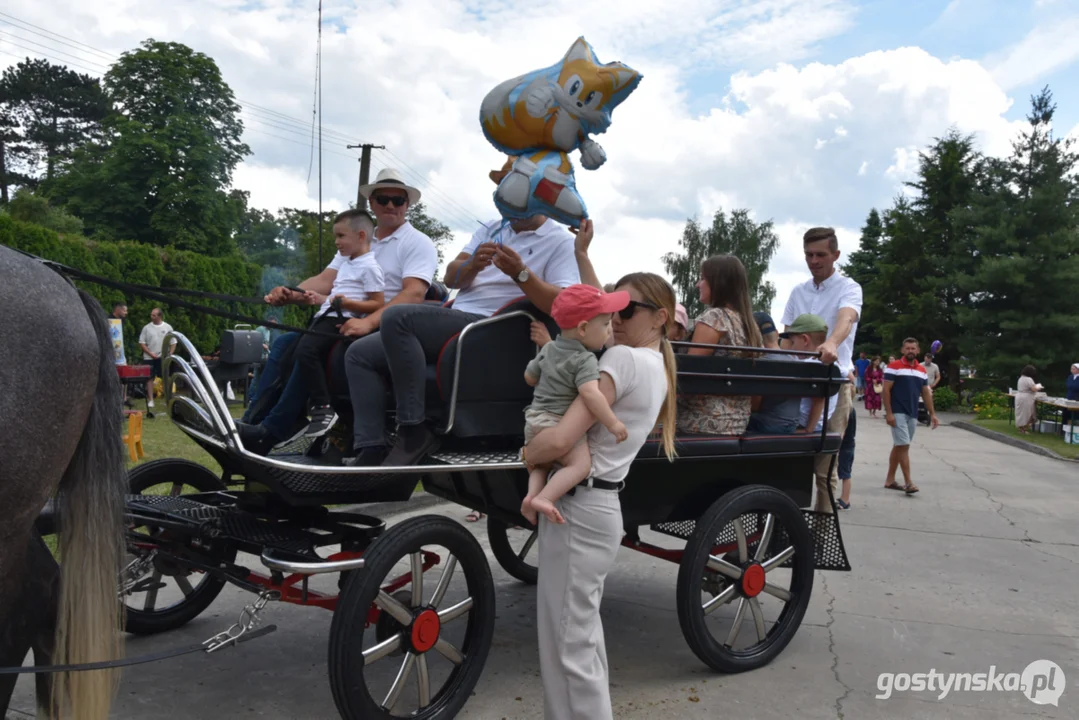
{"left": 618, "top": 300, "right": 658, "bottom": 320}
{"left": 373, "top": 194, "right": 407, "bottom": 207}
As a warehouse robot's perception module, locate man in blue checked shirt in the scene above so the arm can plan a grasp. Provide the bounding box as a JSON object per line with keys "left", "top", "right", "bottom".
{"left": 882, "top": 337, "right": 939, "bottom": 494}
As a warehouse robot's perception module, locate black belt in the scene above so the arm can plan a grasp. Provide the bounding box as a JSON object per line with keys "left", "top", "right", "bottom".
{"left": 566, "top": 477, "right": 624, "bottom": 495}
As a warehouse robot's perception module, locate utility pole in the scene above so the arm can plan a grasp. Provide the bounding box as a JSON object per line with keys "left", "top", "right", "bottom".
{"left": 347, "top": 143, "right": 385, "bottom": 209}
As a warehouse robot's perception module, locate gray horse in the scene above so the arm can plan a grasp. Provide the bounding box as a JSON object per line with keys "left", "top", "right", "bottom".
{"left": 0, "top": 245, "right": 128, "bottom": 719}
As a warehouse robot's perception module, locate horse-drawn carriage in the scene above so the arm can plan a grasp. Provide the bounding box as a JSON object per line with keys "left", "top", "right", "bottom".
{"left": 115, "top": 299, "right": 851, "bottom": 719}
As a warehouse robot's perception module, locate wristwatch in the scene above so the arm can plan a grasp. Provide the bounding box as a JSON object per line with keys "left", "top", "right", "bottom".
{"left": 515, "top": 268, "right": 530, "bottom": 284}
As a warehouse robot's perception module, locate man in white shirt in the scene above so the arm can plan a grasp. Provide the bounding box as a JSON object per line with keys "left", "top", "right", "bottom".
{"left": 238, "top": 171, "right": 439, "bottom": 454}
{"left": 138, "top": 307, "right": 175, "bottom": 407}
{"left": 346, "top": 214, "right": 580, "bottom": 466}
{"left": 781, "top": 226, "right": 863, "bottom": 513}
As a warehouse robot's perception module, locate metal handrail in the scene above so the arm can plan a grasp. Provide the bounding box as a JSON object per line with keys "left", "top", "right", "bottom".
{"left": 261, "top": 549, "right": 365, "bottom": 575}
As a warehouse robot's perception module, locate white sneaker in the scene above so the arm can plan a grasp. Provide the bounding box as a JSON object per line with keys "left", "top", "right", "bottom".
{"left": 147, "top": 399, "right": 155, "bottom": 408}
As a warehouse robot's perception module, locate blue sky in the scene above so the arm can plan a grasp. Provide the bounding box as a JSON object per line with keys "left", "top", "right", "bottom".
{"left": 2, "top": 0, "right": 1077, "bottom": 321}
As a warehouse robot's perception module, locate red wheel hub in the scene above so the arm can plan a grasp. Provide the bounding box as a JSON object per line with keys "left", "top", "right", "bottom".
{"left": 741, "top": 563, "right": 766, "bottom": 597}
{"left": 410, "top": 609, "right": 441, "bottom": 653}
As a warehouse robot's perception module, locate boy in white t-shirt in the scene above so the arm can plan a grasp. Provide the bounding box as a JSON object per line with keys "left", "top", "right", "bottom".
{"left": 294, "top": 210, "right": 385, "bottom": 437}
{"left": 779, "top": 313, "right": 836, "bottom": 433}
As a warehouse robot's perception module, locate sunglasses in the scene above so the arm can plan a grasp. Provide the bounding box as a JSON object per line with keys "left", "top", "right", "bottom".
{"left": 373, "top": 194, "right": 407, "bottom": 207}
{"left": 618, "top": 300, "right": 657, "bottom": 320}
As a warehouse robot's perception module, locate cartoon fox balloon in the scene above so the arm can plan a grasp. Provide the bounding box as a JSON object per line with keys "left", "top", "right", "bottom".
{"left": 480, "top": 37, "right": 642, "bottom": 227}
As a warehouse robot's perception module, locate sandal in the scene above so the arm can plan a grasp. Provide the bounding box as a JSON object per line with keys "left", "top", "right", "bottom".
{"left": 884, "top": 483, "right": 905, "bottom": 491}
{"left": 836, "top": 499, "right": 851, "bottom": 510}
{"left": 465, "top": 511, "right": 484, "bottom": 523}
{"left": 904, "top": 485, "right": 920, "bottom": 494}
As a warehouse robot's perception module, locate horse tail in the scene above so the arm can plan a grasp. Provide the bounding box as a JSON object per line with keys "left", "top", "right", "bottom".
{"left": 51, "top": 289, "right": 127, "bottom": 719}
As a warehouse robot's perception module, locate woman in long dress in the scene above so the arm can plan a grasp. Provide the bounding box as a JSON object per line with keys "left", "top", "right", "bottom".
{"left": 864, "top": 356, "right": 884, "bottom": 417}
{"left": 1015, "top": 365, "right": 1043, "bottom": 434}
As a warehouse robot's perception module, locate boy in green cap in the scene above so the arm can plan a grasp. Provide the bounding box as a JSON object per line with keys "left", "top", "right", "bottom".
{"left": 779, "top": 313, "right": 835, "bottom": 433}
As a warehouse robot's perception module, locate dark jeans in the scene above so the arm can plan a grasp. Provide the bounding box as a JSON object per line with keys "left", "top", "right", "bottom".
{"left": 292, "top": 316, "right": 345, "bottom": 409}
{"left": 747, "top": 415, "right": 798, "bottom": 434}
{"left": 241, "top": 332, "right": 309, "bottom": 439}
{"left": 838, "top": 405, "right": 857, "bottom": 481}
{"left": 344, "top": 304, "right": 483, "bottom": 449}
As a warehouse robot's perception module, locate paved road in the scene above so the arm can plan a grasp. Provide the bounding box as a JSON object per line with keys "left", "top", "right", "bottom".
{"left": 8, "top": 408, "right": 1077, "bottom": 719}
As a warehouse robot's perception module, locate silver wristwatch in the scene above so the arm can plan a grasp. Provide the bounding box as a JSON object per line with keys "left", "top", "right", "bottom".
{"left": 515, "top": 268, "right": 530, "bottom": 284}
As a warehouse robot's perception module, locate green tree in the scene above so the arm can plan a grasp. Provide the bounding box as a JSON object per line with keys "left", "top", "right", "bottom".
{"left": 958, "top": 87, "right": 1079, "bottom": 383}
{"left": 843, "top": 208, "right": 885, "bottom": 355}
{"left": 0, "top": 58, "right": 108, "bottom": 187}
{"left": 662, "top": 208, "right": 780, "bottom": 318}
{"left": 50, "top": 40, "right": 250, "bottom": 255}
{"left": 407, "top": 202, "right": 452, "bottom": 264}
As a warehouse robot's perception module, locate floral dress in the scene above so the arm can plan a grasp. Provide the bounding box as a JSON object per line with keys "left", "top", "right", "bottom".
{"left": 676, "top": 307, "right": 752, "bottom": 435}
{"left": 864, "top": 367, "right": 884, "bottom": 411}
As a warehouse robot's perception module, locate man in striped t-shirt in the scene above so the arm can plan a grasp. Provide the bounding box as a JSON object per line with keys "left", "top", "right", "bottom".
{"left": 883, "top": 337, "right": 939, "bottom": 494}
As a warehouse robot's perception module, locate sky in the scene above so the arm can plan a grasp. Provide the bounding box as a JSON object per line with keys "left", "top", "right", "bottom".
{"left": 2, "top": 0, "right": 1078, "bottom": 323}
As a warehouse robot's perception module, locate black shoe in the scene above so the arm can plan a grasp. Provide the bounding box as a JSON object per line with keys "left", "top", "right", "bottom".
{"left": 343, "top": 445, "right": 388, "bottom": 467}
{"left": 382, "top": 424, "right": 439, "bottom": 467}
{"left": 304, "top": 406, "right": 338, "bottom": 438}
{"left": 235, "top": 421, "right": 281, "bottom": 456}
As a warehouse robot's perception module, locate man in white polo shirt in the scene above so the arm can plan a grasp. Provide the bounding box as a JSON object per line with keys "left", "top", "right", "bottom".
{"left": 781, "top": 226, "right": 862, "bottom": 513}
{"left": 345, "top": 214, "right": 580, "bottom": 466}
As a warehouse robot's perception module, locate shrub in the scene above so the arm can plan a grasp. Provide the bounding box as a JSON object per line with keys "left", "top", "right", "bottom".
{"left": 972, "top": 389, "right": 1010, "bottom": 420}
{"left": 932, "top": 386, "right": 958, "bottom": 411}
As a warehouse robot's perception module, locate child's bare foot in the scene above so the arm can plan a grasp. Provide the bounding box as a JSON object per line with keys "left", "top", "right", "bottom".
{"left": 520, "top": 495, "right": 538, "bottom": 526}
{"left": 531, "top": 496, "right": 565, "bottom": 524}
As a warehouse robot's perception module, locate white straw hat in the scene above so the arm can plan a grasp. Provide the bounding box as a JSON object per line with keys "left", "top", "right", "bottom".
{"left": 358, "top": 168, "right": 421, "bottom": 204}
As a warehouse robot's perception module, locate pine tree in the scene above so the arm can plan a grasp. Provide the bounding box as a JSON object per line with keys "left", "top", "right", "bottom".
{"left": 843, "top": 208, "right": 885, "bottom": 355}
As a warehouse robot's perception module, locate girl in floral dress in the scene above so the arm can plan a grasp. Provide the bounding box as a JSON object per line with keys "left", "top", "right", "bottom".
{"left": 864, "top": 356, "right": 884, "bottom": 417}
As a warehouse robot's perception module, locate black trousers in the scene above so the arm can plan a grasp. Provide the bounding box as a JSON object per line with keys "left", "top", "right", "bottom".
{"left": 293, "top": 315, "right": 344, "bottom": 409}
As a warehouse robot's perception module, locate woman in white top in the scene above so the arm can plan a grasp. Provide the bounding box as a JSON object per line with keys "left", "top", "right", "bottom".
{"left": 1015, "top": 365, "right": 1043, "bottom": 434}
{"left": 522, "top": 220, "right": 677, "bottom": 720}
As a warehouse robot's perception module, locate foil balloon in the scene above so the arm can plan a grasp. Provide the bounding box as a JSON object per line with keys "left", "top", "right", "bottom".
{"left": 480, "top": 37, "right": 642, "bottom": 228}
{"left": 931, "top": 340, "right": 942, "bottom": 354}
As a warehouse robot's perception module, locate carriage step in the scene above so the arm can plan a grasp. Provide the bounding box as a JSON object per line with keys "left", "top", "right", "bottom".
{"left": 650, "top": 509, "right": 851, "bottom": 572}
{"left": 428, "top": 448, "right": 524, "bottom": 466}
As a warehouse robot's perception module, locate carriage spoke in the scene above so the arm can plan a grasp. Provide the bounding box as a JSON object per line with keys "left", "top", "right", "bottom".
{"left": 749, "top": 597, "right": 767, "bottom": 642}
{"left": 702, "top": 583, "right": 737, "bottom": 615}
{"left": 429, "top": 555, "right": 457, "bottom": 609}
{"left": 416, "top": 653, "right": 431, "bottom": 707}
{"left": 732, "top": 518, "right": 748, "bottom": 563}
{"left": 762, "top": 546, "right": 795, "bottom": 572}
{"left": 762, "top": 582, "right": 791, "bottom": 602}
{"left": 725, "top": 597, "right": 747, "bottom": 647}
{"left": 381, "top": 652, "right": 416, "bottom": 710}
{"left": 143, "top": 570, "right": 162, "bottom": 611}
{"left": 169, "top": 482, "right": 183, "bottom": 497}
{"left": 362, "top": 633, "right": 402, "bottom": 666}
{"left": 706, "top": 555, "right": 742, "bottom": 580}
{"left": 438, "top": 597, "right": 473, "bottom": 624}
{"left": 411, "top": 552, "right": 424, "bottom": 607}
{"left": 434, "top": 638, "right": 464, "bottom": 666}
{"left": 376, "top": 590, "right": 413, "bottom": 625}
{"left": 754, "top": 514, "right": 775, "bottom": 562}
{"left": 518, "top": 530, "right": 538, "bottom": 561}
{"left": 174, "top": 574, "right": 194, "bottom": 597}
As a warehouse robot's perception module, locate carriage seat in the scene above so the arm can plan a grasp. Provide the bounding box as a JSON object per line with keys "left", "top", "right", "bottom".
{"left": 634, "top": 431, "right": 842, "bottom": 459}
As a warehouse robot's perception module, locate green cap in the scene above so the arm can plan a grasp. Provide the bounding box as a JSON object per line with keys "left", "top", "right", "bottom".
{"left": 779, "top": 313, "right": 828, "bottom": 338}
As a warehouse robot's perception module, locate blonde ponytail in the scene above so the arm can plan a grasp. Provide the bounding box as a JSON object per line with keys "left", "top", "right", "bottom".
{"left": 658, "top": 335, "right": 679, "bottom": 461}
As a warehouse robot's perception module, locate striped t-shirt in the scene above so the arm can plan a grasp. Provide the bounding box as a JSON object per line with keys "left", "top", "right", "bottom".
{"left": 884, "top": 359, "right": 927, "bottom": 416}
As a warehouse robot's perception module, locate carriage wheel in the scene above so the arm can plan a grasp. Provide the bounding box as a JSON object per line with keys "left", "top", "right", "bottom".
{"left": 487, "top": 516, "right": 538, "bottom": 585}
{"left": 123, "top": 459, "right": 236, "bottom": 635}
{"left": 676, "top": 485, "right": 814, "bottom": 673}
{"left": 328, "top": 515, "right": 496, "bottom": 719}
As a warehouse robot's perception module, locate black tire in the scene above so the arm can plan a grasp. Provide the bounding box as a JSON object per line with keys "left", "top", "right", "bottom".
{"left": 329, "top": 515, "right": 496, "bottom": 720}
{"left": 123, "top": 459, "right": 236, "bottom": 635}
{"left": 487, "top": 516, "right": 538, "bottom": 585}
{"left": 676, "top": 485, "right": 814, "bottom": 673}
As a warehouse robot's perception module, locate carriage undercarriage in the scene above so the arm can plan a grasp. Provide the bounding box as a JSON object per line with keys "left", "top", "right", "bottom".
{"left": 106, "top": 329, "right": 851, "bottom": 719}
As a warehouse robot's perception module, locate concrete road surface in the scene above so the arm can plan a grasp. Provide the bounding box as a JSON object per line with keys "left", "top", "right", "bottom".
{"left": 8, "top": 407, "right": 1077, "bottom": 719}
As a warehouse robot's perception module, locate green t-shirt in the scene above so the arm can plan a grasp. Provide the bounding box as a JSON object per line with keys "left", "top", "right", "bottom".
{"left": 526, "top": 336, "right": 601, "bottom": 416}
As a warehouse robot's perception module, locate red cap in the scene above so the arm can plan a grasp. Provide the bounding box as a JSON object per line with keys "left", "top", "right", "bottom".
{"left": 550, "top": 284, "right": 631, "bottom": 329}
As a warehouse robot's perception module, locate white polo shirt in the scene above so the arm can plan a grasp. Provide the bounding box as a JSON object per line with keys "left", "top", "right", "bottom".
{"left": 450, "top": 218, "right": 580, "bottom": 317}
{"left": 781, "top": 270, "right": 862, "bottom": 376}
{"left": 330, "top": 221, "right": 438, "bottom": 302}
{"left": 318, "top": 252, "right": 385, "bottom": 318}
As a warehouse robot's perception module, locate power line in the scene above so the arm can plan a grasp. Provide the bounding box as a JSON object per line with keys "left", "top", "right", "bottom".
{"left": 0, "top": 12, "right": 115, "bottom": 60}
{"left": 375, "top": 147, "right": 488, "bottom": 226}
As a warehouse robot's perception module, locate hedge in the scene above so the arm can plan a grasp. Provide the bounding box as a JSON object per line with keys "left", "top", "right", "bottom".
{"left": 0, "top": 214, "right": 311, "bottom": 360}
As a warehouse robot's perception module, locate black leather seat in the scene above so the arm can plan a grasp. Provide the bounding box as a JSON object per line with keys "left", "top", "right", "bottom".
{"left": 634, "top": 431, "right": 842, "bottom": 459}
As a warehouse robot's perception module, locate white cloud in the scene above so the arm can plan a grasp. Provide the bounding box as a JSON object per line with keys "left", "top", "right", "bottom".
{"left": 0, "top": 1, "right": 1038, "bottom": 325}
{"left": 988, "top": 14, "right": 1079, "bottom": 90}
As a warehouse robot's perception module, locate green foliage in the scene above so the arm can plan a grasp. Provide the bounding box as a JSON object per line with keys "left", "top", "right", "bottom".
{"left": 407, "top": 202, "right": 452, "bottom": 264}
{"left": 844, "top": 208, "right": 884, "bottom": 354}
{"left": 971, "top": 389, "right": 1010, "bottom": 420}
{"left": 7, "top": 188, "right": 83, "bottom": 234}
{"left": 0, "top": 213, "right": 294, "bottom": 358}
{"left": 663, "top": 208, "right": 780, "bottom": 318}
{"left": 48, "top": 40, "right": 250, "bottom": 256}
{"left": 932, "top": 386, "right": 958, "bottom": 411}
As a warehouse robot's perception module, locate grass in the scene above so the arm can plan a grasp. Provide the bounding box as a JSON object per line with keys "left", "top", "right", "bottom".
{"left": 972, "top": 418, "right": 1079, "bottom": 460}
{"left": 126, "top": 399, "right": 247, "bottom": 475}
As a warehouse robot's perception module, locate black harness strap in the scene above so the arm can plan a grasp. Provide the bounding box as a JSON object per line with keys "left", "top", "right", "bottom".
{"left": 0, "top": 625, "right": 277, "bottom": 675}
